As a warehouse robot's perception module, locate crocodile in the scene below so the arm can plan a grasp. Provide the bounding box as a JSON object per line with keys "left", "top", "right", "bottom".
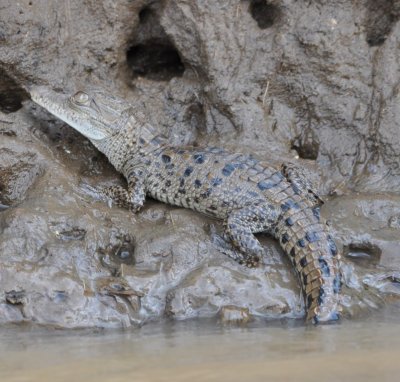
{"left": 30, "top": 86, "right": 342, "bottom": 323}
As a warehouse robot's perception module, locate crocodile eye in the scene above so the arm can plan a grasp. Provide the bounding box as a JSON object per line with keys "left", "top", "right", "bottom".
{"left": 72, "top": 91, "right": 89, "bottom": 105}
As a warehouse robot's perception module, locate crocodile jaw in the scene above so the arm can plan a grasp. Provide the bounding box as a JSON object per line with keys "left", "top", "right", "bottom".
{"left": 30, "top": 87, "right": 108, "bottom": 141}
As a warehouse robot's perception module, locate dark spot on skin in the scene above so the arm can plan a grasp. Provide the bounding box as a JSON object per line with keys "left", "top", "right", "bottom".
{"left": 299, "top": 256, "right": 307, "bottom": 268}
{"left": 327, "top": 236, "right": 338, "bottom": 256}
{"left": 333, "top": 274, "right": 341, "bottom": 293}
{"left": 281, "top": 199, "right": 300, "bottom": 212}
{"left": 222, "top": 163, "right": 235, "bottom": 176}
{"left": 285, "top": 217, "right": 294, "bottom": 226}
{"left": 208, "top": 205, "right": 218, "bottom": 211}
{"left": 161, "top": 154, "right": 171, "bottom": 164}
{"left": 229, "top": 223, "right": 237, "bottom": 230}
{"left": 139, "top": 138, "right": 145, "bottom": 145}
{"left": 307, "top": 294, "right": 313, "bottom": 309}
{"left": 214, "top": 160, "right": 219, "bottom": 164}
{"left": 290, "top": 247, "right": 296, "bottom": 258}
{"left": 281, "top": 233, "right": 289, "bottom": 244}
{"left": 247, "top": 191, "right": 259, "bottom": 198}
{"left": 178, "top": 189, "right": 186, "bottom": 194}
{"left": 318, "top": 287, "right": 325, "bottom": 305}
{"left": 257, "top": 180, "right": 275, "bottom": 191}
{"left": 318, "top": 258, "right": 330, "bottom": 276}
{"left": 312, "top": 207, "right": 321, "bottom": 221}
{"left": 211, "top": 177, "right": 223, "bottom": 187}
{"left": 233, "top": 162, "right": 245, "bottom": 170}
{"left": 292, "top": 183, "right": 301, "bottom": 195}
{"left": 305, "top": 231, "right": 319, "bottom": 243}
{"left": 184, "top": 166, "right": 193, "bottom": 177}
{"left": 201, "top": 188, "right": 212, "bottom": 198}
{"left": 165, "top": 163, "right": 175, "bottom": 170}
{"left": 180, "top": 178, "right": 185, "bottom": 188}
{"left": 222, "top": 201, "right": 230, "bottom": 207}
{"left": 297, "top": 238, "right": 306, "bottom": 248}
{"left": 154, "top": 183, "right": 159, "bottom": 188}
{"left": 303, "top": 274, "right": 308, "bottom": 285}
{"left": 177, "top": 149, "right": 185, "bottom": 154}
{"left": 161, "top": 188, "right": 167, "bottom": 193}
{"left": 165, "top": 180, "right": 171, "bottom": 187}
{"left": 193, "top": 153, "right": 205, "bottom": 164}
{"left": 194, "top": 179, "right": 202, "bottom": 188}
{"left": 194, "top": 197, "right": 200, "bottom": 204}
{"left": 167, "top": 171, "right": 174, "bottom": 176}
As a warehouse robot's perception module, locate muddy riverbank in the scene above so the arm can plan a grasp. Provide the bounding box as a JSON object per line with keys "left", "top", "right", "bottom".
{"left": 1, "top": 1, "right": 400, "bottom": 328}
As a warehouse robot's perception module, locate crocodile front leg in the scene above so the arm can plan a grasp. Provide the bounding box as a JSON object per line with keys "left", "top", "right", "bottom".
{"left": 103, "top": 175, "right": 146, "bottom": 213}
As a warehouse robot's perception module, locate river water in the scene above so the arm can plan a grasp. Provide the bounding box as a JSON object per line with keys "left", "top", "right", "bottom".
{"left": 1, "top": 304, "right": 399, "bottom": 382}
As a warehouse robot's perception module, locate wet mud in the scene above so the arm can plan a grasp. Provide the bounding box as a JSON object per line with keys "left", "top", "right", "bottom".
{"left": 0, "top": 1, "right": 400, "bottom": 328}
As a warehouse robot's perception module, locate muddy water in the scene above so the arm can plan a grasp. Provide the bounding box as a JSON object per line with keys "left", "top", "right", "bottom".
{"left": 1, "top": 306, "right": 400, "bottom": 382}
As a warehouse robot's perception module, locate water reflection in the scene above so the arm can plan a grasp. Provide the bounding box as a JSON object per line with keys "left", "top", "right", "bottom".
{"left": 1, "top": 305, "right": 399, "bottom": 382}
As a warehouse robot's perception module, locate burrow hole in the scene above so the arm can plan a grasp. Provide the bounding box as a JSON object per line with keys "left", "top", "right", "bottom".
{"left": 291, "top": 129, "right": 319, "bottom": 160}
{"left": 126, "top": 7, "right": 185, "bottom": 82}
{"left": 366, "top": 0, "right": 400, "bottom": 46}
{"left": 0, "top": 68, "right": 29, "bottom": 113}
{"left": 127, "top": 40, "right": 185, "bottom": 81}
{"left": 249, "top": 0, "right": 281, "bottom": 29}
{"left": 344, "top": 242, "right": 382, "bottom": 265}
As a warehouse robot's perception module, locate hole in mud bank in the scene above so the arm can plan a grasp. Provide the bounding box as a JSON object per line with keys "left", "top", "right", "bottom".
{"left": 291, "top": 131, "right": 319, "bottom": 160}
{"left": 249, "top": 0, "right": 280, "bottom": 29}
{"left": 365, "top": 0, "right": 400, "bottom": 46}
{"left": 127, "top": 39, "right": 185, "bottom": 81}
{"left": 0, "top": 68, "right": 29, "bottom": 113}
{"left": 344, "top": 242, "right": 382, "bottom": 265}
{"left": 139, "top": 6, "right": 152, "bottom": 23}
{"left": 100, "top": 235, "right": 136, "bottom": 275}
{"left": 184, "top": 103, "right": 207, "bottom": 135}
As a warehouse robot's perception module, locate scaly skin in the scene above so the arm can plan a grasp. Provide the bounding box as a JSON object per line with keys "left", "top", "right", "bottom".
{"left": 30, "top": 87, "right": 342, "bottom": 323}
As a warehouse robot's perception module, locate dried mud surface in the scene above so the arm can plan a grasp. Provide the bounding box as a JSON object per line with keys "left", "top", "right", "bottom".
{"left": 0, "top": 0, "right": 400, "bottom": 328}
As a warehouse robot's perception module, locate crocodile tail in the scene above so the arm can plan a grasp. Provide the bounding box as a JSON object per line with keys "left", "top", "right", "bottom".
{"left": 275, "top": 202, "right": 342, "bottom": 323}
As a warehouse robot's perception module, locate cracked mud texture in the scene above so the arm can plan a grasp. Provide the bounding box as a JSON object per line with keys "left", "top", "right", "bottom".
{"left": 0, "top": 0, "right": 400, "bottom": 328}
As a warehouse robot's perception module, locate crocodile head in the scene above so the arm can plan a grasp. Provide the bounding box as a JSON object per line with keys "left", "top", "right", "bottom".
{"left": 31, "top": 86, "right": 165, "bottom": 172}
{"left": 30, "top": 87, "right": 132, "bottom": 142}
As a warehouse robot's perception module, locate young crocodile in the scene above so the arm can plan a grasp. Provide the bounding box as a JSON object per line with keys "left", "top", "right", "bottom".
{"left": 30, "top": 87, "right": 342, "bottom": 323}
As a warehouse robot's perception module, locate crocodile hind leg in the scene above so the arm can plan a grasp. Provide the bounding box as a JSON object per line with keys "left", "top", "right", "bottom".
{"left": 221, "top": 203, "right": 280, "bottom": 268}
{"left": 281, "top": 163, "right": 323, "bottom": 206}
